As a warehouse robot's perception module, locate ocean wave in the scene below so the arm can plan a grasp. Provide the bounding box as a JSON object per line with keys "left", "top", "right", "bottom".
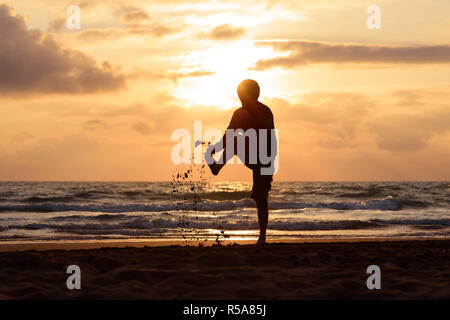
{"left": 399, "top": 199, "right": 432, "bottom": 208}
{"left": 199, "top": 191, "right": 250, "bottom": 200}
{"left": 48, "top": 213, "right": 130, "bottom": 221}
{"left": 371, "top": 218, "right": 450, "bottom": 227}
{"left": 337, "top": 187, "right": 384, "bottom": 198}
{"left": 11, "top": 190, "right": 252, "bottom": 203}
{"left": 73, "top": 190, "right": 111, "bottom": 199}
{"left": 5, "top": 217, "right": 450, "bottom": 233}
{"left": 270, "top": 196, "right": 401, "bottom": 211}
{"left": 24, "top": 196, "right": 77, "bottom": 203}
{"left": 0, "top": 196, "right": 403, "bottom": 213}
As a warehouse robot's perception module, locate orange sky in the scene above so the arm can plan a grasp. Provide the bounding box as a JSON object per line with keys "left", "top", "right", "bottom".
{"left": 0, "top": 0, "right": 450, "bottom": 181}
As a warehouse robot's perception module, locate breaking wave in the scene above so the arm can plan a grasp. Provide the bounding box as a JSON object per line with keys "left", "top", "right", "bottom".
{"left": 0, "top": 196, "right": 402, "bottom": 213}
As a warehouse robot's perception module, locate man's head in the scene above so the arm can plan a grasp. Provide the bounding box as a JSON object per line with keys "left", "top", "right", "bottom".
{"left": 237, "top": 79, "right": 260, "bottom": 105}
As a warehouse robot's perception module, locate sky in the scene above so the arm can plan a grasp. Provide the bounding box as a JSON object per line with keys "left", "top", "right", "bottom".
{"left": 0, "top": 0, "right": 449, "bottom": 181}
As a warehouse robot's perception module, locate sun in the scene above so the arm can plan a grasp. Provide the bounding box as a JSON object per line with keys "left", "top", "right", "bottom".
{"left": 173, "top": 41, "right": 273, "bottom": 109}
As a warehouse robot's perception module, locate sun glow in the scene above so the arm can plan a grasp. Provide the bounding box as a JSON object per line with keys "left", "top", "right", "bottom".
{"left": 173, "top": 41, "right": 274, "bottom": 109}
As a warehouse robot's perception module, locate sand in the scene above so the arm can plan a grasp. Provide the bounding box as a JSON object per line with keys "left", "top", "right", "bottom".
{"left": 0, "top": 239, "right": 449, "bottom": 299}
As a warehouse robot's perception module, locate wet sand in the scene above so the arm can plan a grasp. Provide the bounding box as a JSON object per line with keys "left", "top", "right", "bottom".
{"left": 0, "top": 239, "right": 449, "bottom": 299}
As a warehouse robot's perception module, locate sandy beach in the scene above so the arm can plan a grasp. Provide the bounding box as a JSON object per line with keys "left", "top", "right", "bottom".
{"left": 0, "top": 239, "right": 449, "bottom": 300}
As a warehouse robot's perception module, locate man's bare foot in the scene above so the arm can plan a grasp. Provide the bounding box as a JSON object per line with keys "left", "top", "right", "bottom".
{"left": 256, "top": 235, "right": 266, "bottom": 246}
{"left": 208, "top": 162, "right": 220, "bottom": 176}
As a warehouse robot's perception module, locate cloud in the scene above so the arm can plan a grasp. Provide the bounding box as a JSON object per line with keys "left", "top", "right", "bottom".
{"left": 75, "top": 29, "right": 122, "bottom": 41}
{"left": 10, "top": 132, "right": 34, "bottom": 143}
{"left": 17, "top": 134, "right": 99, "bottom": 164}
{"left": 132, "top": 121, "right": 151, "bottom": 135}
{"left": 127, "top": 68, "right": 215, "bottom": 83}
{"left": 48, "top": 18, "right": 66, "bottom": 32}
{"left": 265, "top": 92, "right": 374, "bottom": 150}
{"left": 373, "top": 128, "right": 427, "bottom": 151}
{"left": 120, "top": 7, "right": 151, "bottom": 26}
{"left": 266, "top": 92, "right": 373, "bottom": 125}
{"left": 76, "top": 24, "right": 178, "bottom": 41}
{"left": 84, "top": 119, "right": 107, "bottom": 130}
{"left": 169, "top": 69, "right": 215, "bottom": 80}
{"left": 2, "top": 85, "right": 450, "bottom": 180}
{"left": 265, "top": 88, "right": 450, "bottom": 153}
{"left": 0, "top": 4, "right": 125, "bottom": 94}
{"left": 198, "top": 24, "right": 246, "bottom": 40}
{"left": 370, "top": 108, "right": 450, "bottom": 151}
{"left": 75, "top": 5, "right": 179, "bottom": 41}
{"left": 253, "top": 40, "right": 450, "bottom": 70}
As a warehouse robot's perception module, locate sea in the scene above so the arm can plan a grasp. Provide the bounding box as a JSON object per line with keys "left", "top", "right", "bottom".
{"left": 0, "top": 181, "right": 449, "bottom": 243}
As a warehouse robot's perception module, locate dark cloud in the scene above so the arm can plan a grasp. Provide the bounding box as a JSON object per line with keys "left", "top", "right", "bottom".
{"left": 253, "top": 40, "right": 450, "bottom": 70}
{"left": 48, "top": 18, "right": 66, "bottom": 33}
{"left": 0, "top": 4, "right": 125, "bottom": 94}
{"left": 76, "top": 5, "right": 178, "bottom": 41}
{"left": 198, "top": 24, "right": 246, "bottom": 40}
{"left": 132, "top": 121, "right": 151, "bottom": 135}
{"left": 84, "top": 119, "right": 107, "bottom": 130}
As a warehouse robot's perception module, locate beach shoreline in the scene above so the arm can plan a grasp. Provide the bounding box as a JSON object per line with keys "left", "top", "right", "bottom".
{"left": 0, "top": 236, "right": 448, "bottom": 252}
{"left": 1, "top": 238, "right": 449, "bottom": 299}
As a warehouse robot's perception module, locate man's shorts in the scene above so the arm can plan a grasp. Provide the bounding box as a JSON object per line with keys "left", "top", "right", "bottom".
{"left": 251, "top": 170, "right": 273, "bottom": 203}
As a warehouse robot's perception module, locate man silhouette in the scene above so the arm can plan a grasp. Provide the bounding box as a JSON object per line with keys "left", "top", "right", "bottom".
{"left": 205, "top": 79, "right": 276, "bottom": 245}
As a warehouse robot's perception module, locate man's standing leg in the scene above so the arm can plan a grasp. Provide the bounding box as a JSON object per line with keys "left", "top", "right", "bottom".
{"left": 252, "top": 171, "right": 272, "bottom": 245}
{"left": 256, "top": 198, "right": 268, "bottom": 245}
